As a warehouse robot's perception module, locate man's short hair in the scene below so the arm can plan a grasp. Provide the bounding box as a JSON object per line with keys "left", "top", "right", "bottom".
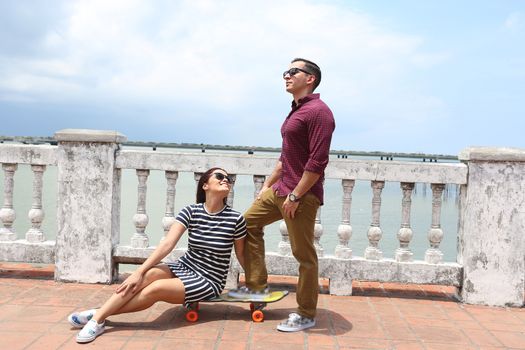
{"left": 291, "top": 58, "right": 321, "bottom": 91}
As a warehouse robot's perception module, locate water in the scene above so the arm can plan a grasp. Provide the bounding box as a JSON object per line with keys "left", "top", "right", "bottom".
{"left": 0, "top": 146, "right": 460, "bottom": 263}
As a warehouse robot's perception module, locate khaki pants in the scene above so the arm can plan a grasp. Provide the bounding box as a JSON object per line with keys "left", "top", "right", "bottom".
{"left": 243, "top": 188, "right": 320, "bottom": 319}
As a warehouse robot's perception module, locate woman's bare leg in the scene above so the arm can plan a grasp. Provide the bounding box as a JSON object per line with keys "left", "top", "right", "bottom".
{"left": 112, "top": 278, "right": 185, "bottom": 315}
{"left": 92, "top": 265, "right": 182, "bottom": 323}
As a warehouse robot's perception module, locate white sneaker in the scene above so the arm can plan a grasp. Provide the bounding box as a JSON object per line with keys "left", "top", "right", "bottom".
{"left": 76, "top": 319, "right": 105, "bottom": 343}
{"left": 67, "top": 309, "right": 96, "bottom": 328}
{"left": 277, "top": 312, "right": 315, "bottom": 332}
{"left": 227, "top": 286, "right": 270, "bottom": 301}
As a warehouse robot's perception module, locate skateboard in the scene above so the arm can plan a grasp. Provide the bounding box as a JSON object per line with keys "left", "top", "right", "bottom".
{"left": 185, "top": 290, "right": 289, "bottom": 322}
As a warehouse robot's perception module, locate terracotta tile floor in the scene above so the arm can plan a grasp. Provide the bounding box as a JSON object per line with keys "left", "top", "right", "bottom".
{"left": 0, "top": 263, "right": 524, "bottom": 349}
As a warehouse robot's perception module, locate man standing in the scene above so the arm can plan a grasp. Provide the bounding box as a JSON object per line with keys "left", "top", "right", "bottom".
{"left": 229, "top": 58, "right": 335, "bottom": 332}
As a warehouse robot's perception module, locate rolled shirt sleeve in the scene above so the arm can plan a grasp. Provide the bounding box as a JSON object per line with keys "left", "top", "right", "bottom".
{"left": 304, "top": 106, "right": 335, "bottom": 174}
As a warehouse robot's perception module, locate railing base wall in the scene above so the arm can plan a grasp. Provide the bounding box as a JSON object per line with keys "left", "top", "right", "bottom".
{"left": 0, "top": 241, "right": 55, "bottom": 264}
{"left": 113, "top": 246, "right": 187, "bottom": 265}
{"left": 227, "top": 253, "right": 462, "bottom": 296}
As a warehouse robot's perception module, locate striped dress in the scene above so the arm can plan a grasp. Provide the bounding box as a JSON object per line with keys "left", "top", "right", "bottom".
{"left": 167, "top": 203, "right": 247, "bottom": 305}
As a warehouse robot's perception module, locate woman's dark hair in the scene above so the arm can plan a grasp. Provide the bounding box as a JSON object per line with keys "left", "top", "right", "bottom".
{"left": 291, "top": 58, "right": 322, "bottom": 91}
{"left": 196, "top": 167, "right": 229, "bottom": 205}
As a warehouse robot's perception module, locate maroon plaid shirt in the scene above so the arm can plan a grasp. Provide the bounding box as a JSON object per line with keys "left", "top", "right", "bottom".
{"left": 272, "top": 93, "right": 335, "bottom": 205}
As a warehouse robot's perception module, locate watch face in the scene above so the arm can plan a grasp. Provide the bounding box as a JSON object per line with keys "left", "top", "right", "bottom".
{"left": 289, "top": 193, "right": 297, "bottom": 202}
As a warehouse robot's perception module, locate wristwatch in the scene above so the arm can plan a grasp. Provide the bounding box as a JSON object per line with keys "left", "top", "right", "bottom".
{"left": 288, "top": 193, "right": 300, "bottom": 203}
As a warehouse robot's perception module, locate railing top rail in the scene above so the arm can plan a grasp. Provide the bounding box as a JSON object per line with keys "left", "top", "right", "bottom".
{"left": 115, "top": 149, "right": 277, "bottom": 174}
{"left": 0, "top": 144, "right": 57, "bottom": 165}
{"left": 116, "top": 149, "right": 468, "bottom": 184}
{"left": 328, "top": 158, "right": 467, "bottom": 184}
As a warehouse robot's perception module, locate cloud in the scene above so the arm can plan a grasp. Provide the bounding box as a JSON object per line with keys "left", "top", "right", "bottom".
{"left": 504, "top": 12, "right": 522, "bottom": 30}
{"left": 0, "top": 0, "right": 451, "bottom": 150}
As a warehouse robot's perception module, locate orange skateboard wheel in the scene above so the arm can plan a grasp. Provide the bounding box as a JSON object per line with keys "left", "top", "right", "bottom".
{"left": 186, "top": 310, "right": 199, "bottom": 322}
{"left": 251, "top": 310, "right": 264, "bottom": 322}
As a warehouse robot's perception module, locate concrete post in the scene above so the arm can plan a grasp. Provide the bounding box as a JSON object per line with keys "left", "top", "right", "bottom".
{"left": 54, "top": 129, "right": 126, "bottom": 283}
{"left": 458, "top": 147, "right": 525, "bottom": 307}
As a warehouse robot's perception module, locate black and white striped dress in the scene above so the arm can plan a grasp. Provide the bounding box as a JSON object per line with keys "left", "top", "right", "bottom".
{"left": 167, "top": 203, "right": 247, "bottom": 305}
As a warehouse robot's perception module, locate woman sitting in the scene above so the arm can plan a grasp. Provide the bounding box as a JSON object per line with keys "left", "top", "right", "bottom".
{"left": 67, "top": 167, "right": 246, "bottom": 343}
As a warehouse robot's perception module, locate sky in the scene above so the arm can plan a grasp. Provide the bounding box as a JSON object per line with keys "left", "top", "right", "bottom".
{"left": 1, "top": 0, "right": 524, "bottom": 155}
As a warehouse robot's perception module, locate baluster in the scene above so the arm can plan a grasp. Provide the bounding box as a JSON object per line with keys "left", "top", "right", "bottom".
{"left": 0, "top": 163, "right": 18, "bottom": 241}
{"left": 443, "top": 184, "right": 448, "bottom": 200}
{"left": 193, "top": 171, "right": 204, "bottom": 203}
{"left": 396, "top": 182, "right": 415, "bottom": 262}
{"left": 272, "top": 180, "right": 289, "bottom": 255}
{"left": 336, "top": 179, "right": 354, "bottom": 258}
{"left": 425, "top": 183, "right": 445, "bottom": 263}
{"left": 26, "top": 165, "right": 46, "bottom": 242}
{"left": 314, "top": 207, "right": 324, "bottom": 257}
{"left": 131, "top": 169, "right": 150, "bottom": 248}
{"left": 194, "top": 172, "right": 202, "bottom": 184}
{"left": 226, "top": 174, "right": 236, "bottom": 207}
{"left": 161, "top": 171, "right": 178, "bottom": 241}
{"left": 194, "top": 172, "right": 203, "bottom": 203}
{"left": 364, "top": 181, "right": 384, "bottom": 260}
{"left": 278, "top": 221, "right": 291, "bottom": 256}
{"left": 253, "top": 175, "right": 265, "bottom": 199}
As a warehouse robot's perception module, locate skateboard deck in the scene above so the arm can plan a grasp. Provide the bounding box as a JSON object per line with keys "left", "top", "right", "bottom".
{"left": 185, "top": 290, "right": 289, "bottom": 322}
{"left": 210, "top": 290, "right": 289, "bottom": 303}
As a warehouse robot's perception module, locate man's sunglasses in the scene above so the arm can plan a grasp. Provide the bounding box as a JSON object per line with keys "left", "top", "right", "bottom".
{"left": 213, "top": 172, "right": 232, "bottom": 184}
{"left": 283, "top": 67, "right": 312, "bottom": 78}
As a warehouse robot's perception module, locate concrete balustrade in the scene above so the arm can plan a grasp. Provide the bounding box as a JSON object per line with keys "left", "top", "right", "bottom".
{"left": 0, "top": 129, "right": 523, "bottom": 308}
{"left": 458, "top": 147, "right": 525, "bottom": 307}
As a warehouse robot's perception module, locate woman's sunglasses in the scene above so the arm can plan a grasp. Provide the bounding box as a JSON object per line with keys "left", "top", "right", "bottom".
{"left": 213, "top": 172, "right": 232, "bottom": 184}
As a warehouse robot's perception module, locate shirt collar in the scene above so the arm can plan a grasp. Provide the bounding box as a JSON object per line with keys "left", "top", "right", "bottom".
{"left": 291, "top": 93, "right": 320, "bottom": 108}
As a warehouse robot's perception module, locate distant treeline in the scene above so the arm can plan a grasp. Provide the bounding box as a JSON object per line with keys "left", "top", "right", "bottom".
{"left": 0, "top": 135, "right": 458, "bottom": 160}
